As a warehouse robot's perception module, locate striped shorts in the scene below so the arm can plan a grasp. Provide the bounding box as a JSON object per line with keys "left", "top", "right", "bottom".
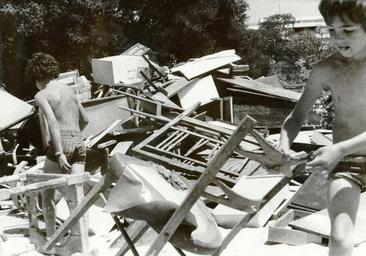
{"left": 330, "top": 156, "right": 366, "bottom": 191}
{"left": 46, "top": 130, "right": 86, "bottom": 165}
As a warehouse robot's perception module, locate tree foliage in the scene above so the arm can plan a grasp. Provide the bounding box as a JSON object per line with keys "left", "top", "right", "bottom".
{"left": 0, "top": 0, "right": 249, "bottom": 98}
{"left": 0, "top": 1, "right": 331, "bottom": 100}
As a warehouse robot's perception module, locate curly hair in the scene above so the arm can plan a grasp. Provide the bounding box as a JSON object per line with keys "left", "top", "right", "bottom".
{"left": 319, "top": 0, "right": 366, "bottom": 29}
{"left": 25, "top": 52, "right": 60, "bottom": 82}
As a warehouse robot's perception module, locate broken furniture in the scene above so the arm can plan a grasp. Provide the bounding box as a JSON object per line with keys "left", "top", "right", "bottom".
{"left": 122, "top": 113, "right": 306, "bottom": 255}
{"left": 0, "top": 172, "right": 91, "bottom": 255}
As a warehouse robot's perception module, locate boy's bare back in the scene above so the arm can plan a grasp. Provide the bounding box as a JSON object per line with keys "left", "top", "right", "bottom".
{"left": 35, "top": 80, "right": 81, "bottom": 131}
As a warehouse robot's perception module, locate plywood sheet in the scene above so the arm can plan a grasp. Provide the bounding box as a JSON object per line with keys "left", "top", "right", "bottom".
{"left": 170, "top": 50, "right": 241, "bottom": 80}
{"left": 177, "top": 75, "right": 219, "bottom": 109}
{"left": 218, "top": 76, "right": 300, "bottom": 102}
{"left": 0, "top": 88, "right": 33, "bottom": 130}
{"left": 81, "top": 96, "right": 131, "bottom": 139}
{"left": 288, "top": 171, "right": 328, "bottom": 211}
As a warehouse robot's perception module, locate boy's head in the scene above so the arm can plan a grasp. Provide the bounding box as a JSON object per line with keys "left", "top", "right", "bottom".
{"left": 319, "top": 0, "right": 366, "bottom": 29}
{"left": 25, "top": 52, "right": 60, "bottom": 85}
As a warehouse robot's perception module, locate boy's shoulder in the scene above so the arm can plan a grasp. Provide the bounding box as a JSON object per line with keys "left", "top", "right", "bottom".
{"left": 310, "top": 53, "right": 344, "bottom": 81}
{"left": 315, "top": 53, "right": 346, "bottom": 71}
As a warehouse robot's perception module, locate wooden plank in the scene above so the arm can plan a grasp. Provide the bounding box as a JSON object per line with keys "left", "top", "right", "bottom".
{"left": 218, "top": 76, "right": 300, "bottom": 102}
{"left": 144, "top": 116, "right": 256, "bottom": 256}
{"left": 86, "top": 119, "right": 122, "bottom": 148}
{"left": 110, "top": 141, "right": 134, "bottom": 156}
{"left": 288, "top": 171, "right": 328, "bottom": 211}
{"left": 164, "top": 78, "right": 197, "bottom": 97}
{"left": 267, "top": 209, "right": 322, "bottom": 246}
{"left": 170, "top": 50, "right": 241, "bottom": 80}
{"left": 268, "top": 225, "right": 322, "bottom": 246}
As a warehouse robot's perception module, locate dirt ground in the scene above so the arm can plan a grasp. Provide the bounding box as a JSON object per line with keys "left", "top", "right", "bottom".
{"left": 4, "top": 226, "right": 366, "bottom": 256}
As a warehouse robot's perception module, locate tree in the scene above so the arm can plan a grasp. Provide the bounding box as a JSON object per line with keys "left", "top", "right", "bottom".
{"left": 239, "top": 14, "right": 333, "bottom": 83}
{"left": 0, "top": 0, "right": 249, "bottom": 98}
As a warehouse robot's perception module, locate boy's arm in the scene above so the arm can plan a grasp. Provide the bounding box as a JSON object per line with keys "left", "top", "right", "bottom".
{"left": 307, "top": 131, "right": 366, "bottom": 172}
{"left": 77, "top": 97, "right": 89, "bottom": 130}
{"left": 38, "top": 109, "right": 51, "bottom": 150}
{"left": 279, "top": 67, "right": 325, "bottom": 154}
{"left": 35, "top": 95, "right": 71, "bottom": 172}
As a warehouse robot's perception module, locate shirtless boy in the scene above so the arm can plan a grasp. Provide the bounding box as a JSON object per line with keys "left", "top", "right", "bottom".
{"left": 279, "top": 1, "right": 366, "bottom": 255}
{"left": 25, "top": 53, "right": 89, "bottom": 241}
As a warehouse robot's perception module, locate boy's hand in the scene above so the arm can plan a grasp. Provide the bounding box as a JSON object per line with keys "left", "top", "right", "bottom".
{"left": 306, "top": 145, "right": 343, "bottom": 174}
{"left": 57, "top": 154, "right": 72, "bottom": 173}
{"left": 276, "top": 145, "right": 297, "bottom": 159}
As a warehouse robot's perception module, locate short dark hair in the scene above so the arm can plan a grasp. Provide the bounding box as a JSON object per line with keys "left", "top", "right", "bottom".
{"left": 319, "top": 0, "right": 366, "bottom": 29}
{"left": 25, "top": 52, "right": 60, "bottom": 82}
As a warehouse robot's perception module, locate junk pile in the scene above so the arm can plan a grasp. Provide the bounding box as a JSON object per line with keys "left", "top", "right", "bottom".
{"left": 0, "top": 44, "right": 348, "bottom": 256}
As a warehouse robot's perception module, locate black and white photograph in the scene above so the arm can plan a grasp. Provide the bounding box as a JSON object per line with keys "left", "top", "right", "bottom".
{"left": 1, "top": 0, "right": 366, "bottom": 255}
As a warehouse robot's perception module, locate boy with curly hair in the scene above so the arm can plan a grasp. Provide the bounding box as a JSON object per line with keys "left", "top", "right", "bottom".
{"left": 279, "top": 0, "right": 366, "bottom": 255}
{"left": 25, "top": 52, "right": 89, "bottom": 246}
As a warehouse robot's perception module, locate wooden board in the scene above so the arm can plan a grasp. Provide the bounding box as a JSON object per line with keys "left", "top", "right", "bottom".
{"left": 177, "top": 75, "right": 219, "bottom": 109}
{"left": 0, "top": 88, "right": 34, "bottom": 131}
{"left": 289, "top": 193, "right": 366, "bottom": 246}
{"left": 163, "top": 77, "right": 198, "bottom": 98}
{"left": 218, "top": 76, "right": 300, "bottom": 102}
{"left": 81, "top": 95, "right": 131, "bottom": 139}
{"left": 288, "top": 171, "right": 328, "bottom": 211}
{"left": 170, "top": 50, "right": 241, "bottom": 80}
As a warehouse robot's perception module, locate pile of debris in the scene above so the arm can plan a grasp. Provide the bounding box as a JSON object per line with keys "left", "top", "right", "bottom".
{"left": 0, "top": 45, "right": 348, "bottom": 256}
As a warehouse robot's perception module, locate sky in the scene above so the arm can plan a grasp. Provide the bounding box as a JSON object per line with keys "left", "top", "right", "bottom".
{"left": 246, "top": 0, "right": 322, "bottom": 25}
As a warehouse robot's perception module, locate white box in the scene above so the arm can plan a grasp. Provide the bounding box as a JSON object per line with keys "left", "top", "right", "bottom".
{"left": 91, "top": 55, "right": 149, "bottom": 85}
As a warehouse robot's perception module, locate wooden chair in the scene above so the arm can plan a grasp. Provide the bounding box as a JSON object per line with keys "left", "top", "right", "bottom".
{"left": 138, "top": 115, "right": 306, "bottom": 256}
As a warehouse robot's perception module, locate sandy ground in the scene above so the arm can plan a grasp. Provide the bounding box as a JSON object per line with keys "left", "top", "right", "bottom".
{"left": 2, "top": 220, "right": 366, "bottom": 256}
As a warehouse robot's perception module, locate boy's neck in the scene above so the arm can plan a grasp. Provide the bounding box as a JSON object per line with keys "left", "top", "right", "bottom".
{"left": 37, "top": 78, "right": 53, "bottom": 90}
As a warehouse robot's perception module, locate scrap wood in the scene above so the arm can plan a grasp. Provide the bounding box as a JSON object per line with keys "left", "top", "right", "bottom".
{"left": 109, "top": 141, "right": 133, "bottom": 156}
{"left": 0, "top": 88, "right": 35, "bottom": 132}
{"left": 81, "top": 95, "right": 131, "bottom": 139}
{"left": 170, "top": 49, "right": 241, "bottom": 80}
{"left": 267, "top": 209, "right": 322, "bottom": 246}
{"left": 177, "top": 75, "right": 219, "bottom": 109}
{"left": 85, "top": 119, "right": 122, "bottom": 148}
{"left": 217, "top": 76, "right": 300, "bottom": 102}
{"left": 285, "top": 171, "right": 328, "bottom": 213}
{"left": 310, "top": 130, "right": 332, "bottom": 146}
{"left": 163, "top": 77, "right": 200, "bottom": 98}
{"left": 40, "top": 163, "right": 118, "bottom": 252}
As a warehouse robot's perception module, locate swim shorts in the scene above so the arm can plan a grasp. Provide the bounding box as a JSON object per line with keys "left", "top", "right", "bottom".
{"left": 330, "top": 156, "right": 366, "bottom": 191}
{"left": 46, "top": 130, "right": 86, "bottom": 165}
